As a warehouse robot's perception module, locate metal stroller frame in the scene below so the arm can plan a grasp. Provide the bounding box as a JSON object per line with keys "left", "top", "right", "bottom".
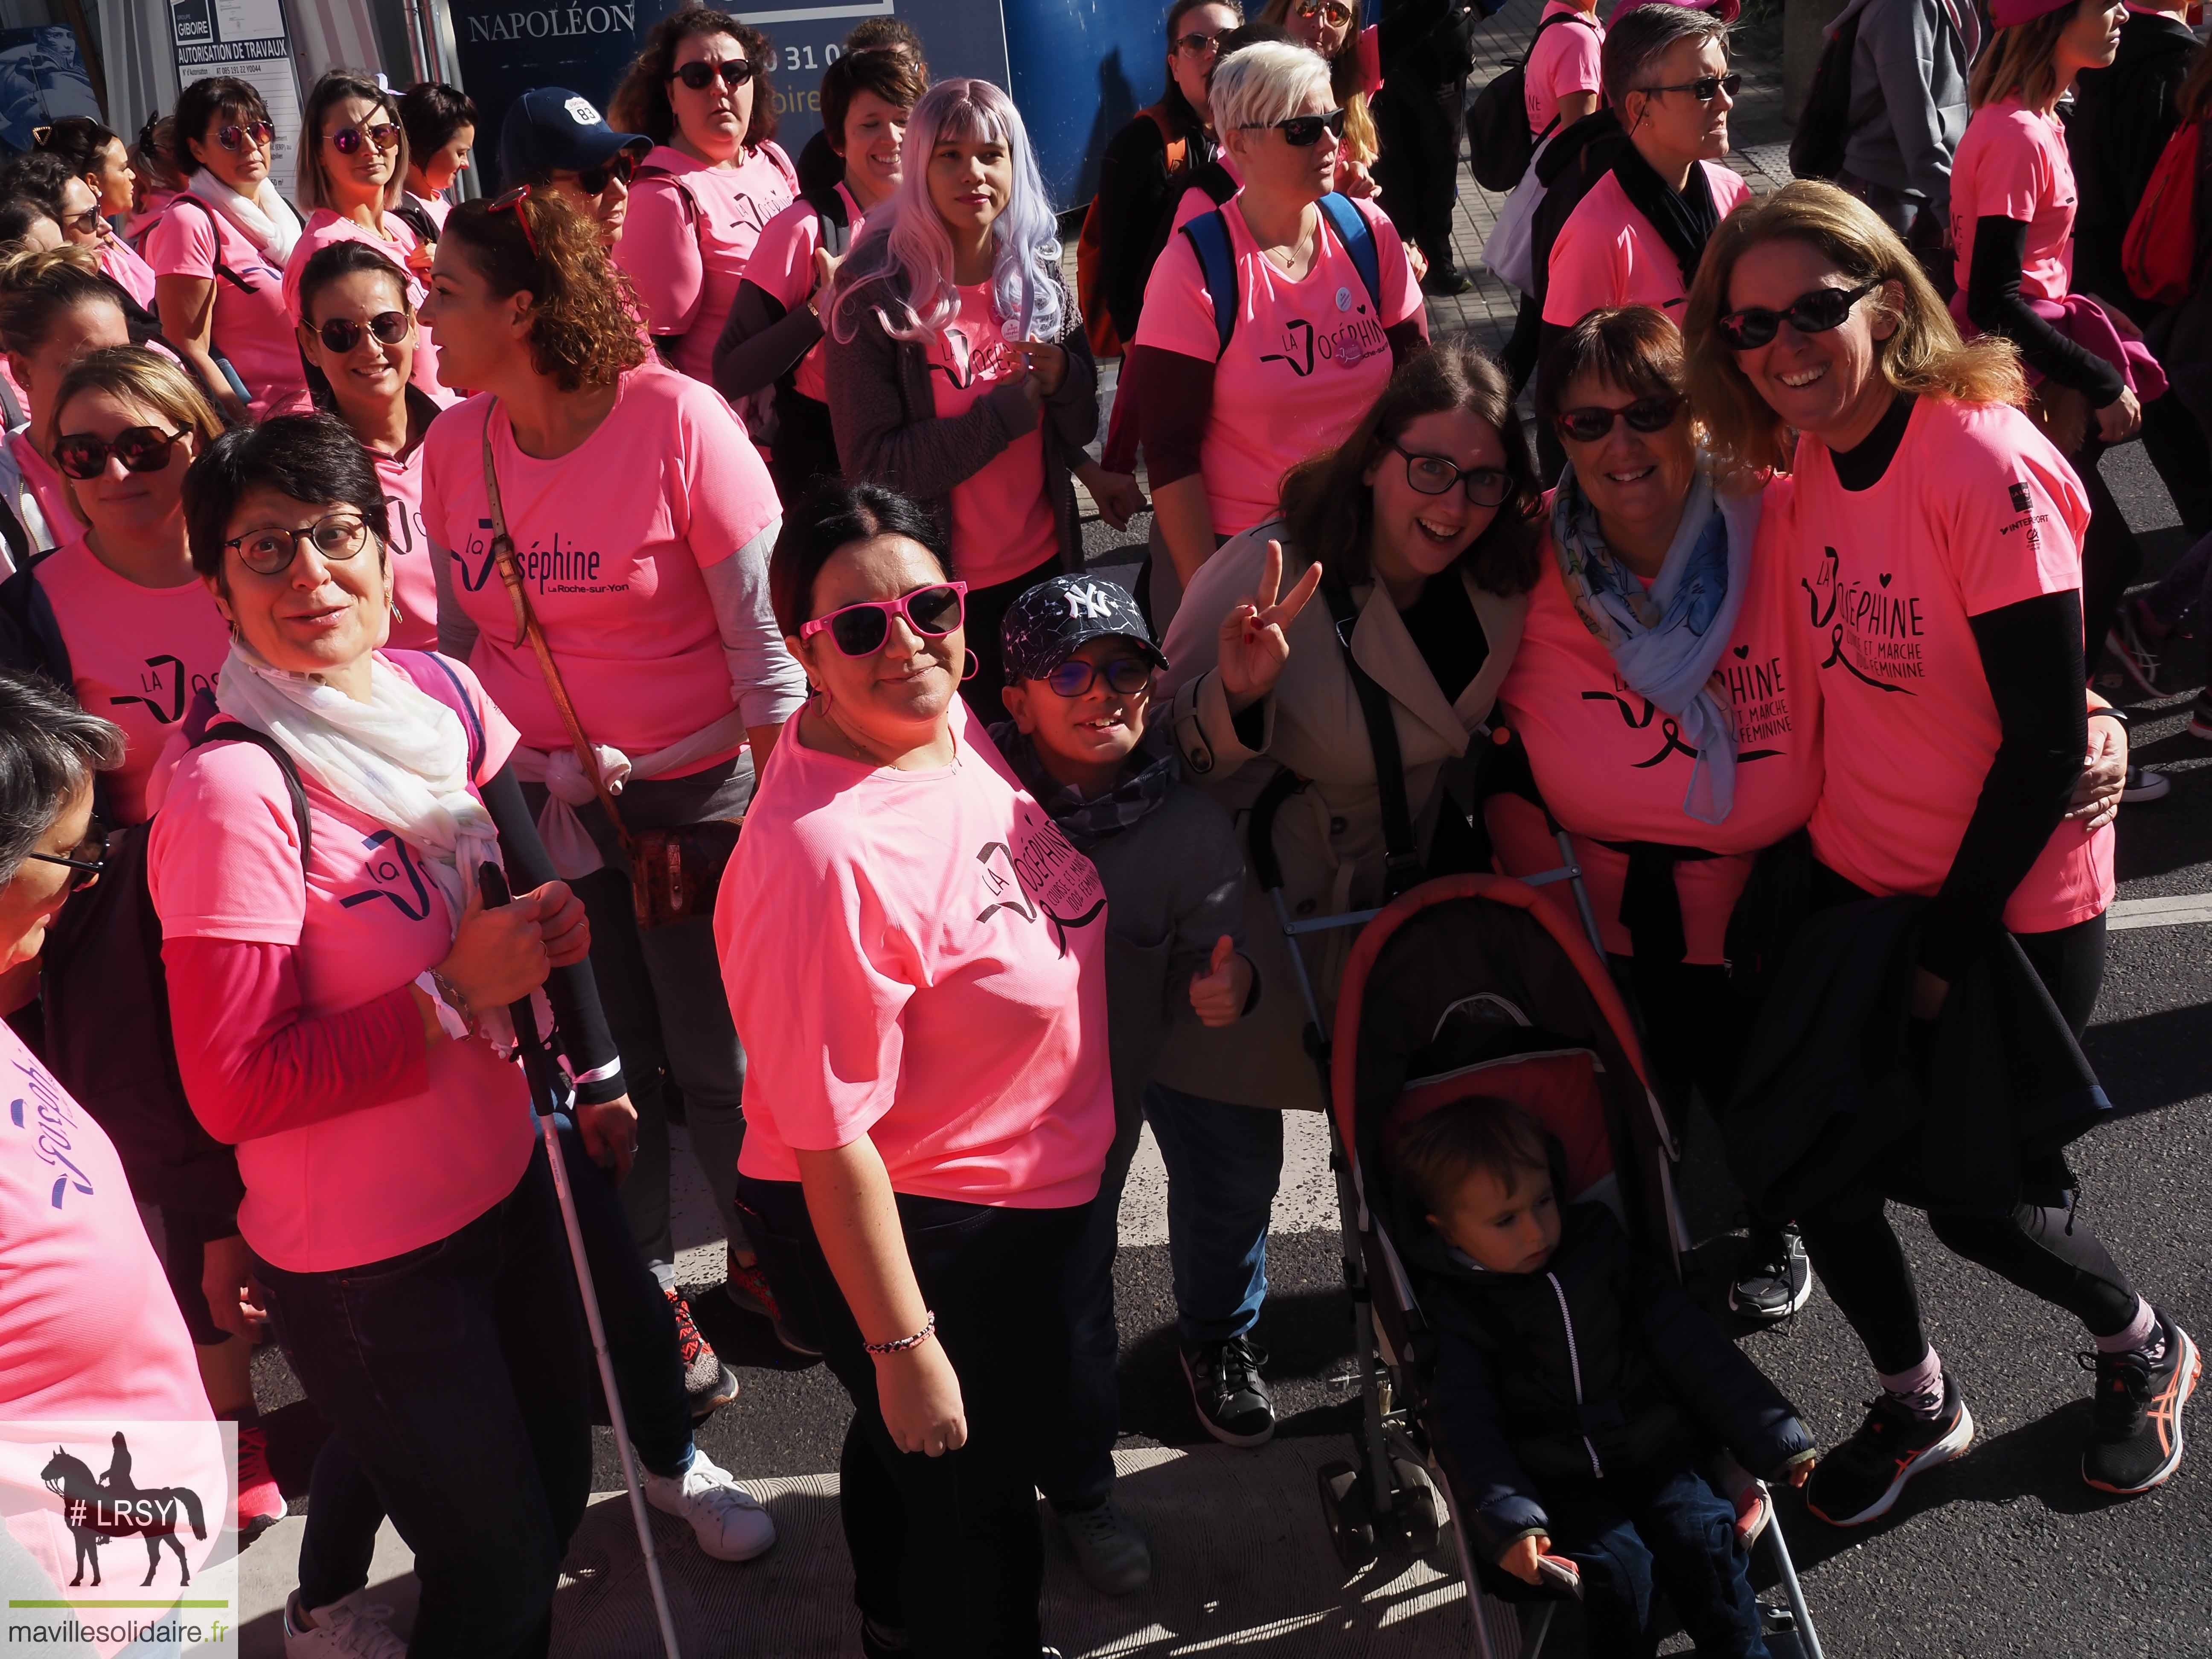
{"left": 1245, "top": 782, "right": 1823, "bottom": 1659}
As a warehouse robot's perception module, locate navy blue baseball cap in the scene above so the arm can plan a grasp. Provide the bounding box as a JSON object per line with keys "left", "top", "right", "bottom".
{"left": 498, "top": 88, "right": 649, "bottom": 184}
{"left": 1001, "top": 575, "right": 1170, "bottom": 683}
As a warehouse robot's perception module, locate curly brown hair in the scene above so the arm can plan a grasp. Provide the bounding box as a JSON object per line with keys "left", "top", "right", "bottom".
{"left": 441, "top": 194, "right": 647, "bottom": 392}
{"left": 609, "top": 9, "right": 779, "bottom": 152}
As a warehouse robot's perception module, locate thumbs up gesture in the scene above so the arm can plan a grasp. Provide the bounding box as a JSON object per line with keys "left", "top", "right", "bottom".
{"left": 1189, "top": 934, "right": 1253, "bottom": 1027}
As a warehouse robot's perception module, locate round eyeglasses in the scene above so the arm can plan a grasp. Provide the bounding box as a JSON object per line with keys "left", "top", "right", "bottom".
{"left": 1390, "top": 444, "right": 1514, "bottom": 507}
{"left": 224, "top": 512, "right": 374, "bottom": 576}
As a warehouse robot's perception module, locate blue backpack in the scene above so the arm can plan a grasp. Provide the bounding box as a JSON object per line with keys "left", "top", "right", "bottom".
{"left": 1179, "top": 192, "right": 1384, "bottom": 355}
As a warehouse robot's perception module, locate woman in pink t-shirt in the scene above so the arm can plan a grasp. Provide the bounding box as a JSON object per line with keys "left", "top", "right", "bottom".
{"left": 399, "top": 81, "right": 477, "bottom": 237}
{"left": 824, "top": 78, "right": 1098, "bottom": 716}
{"left": 1260, "top": 0, "right": 1384, "bottom": 195}
{"left": 0, "top": 246, "right": 138, "bottom": 553}
{"left": 1690, "top": 182, "right": 2195, "bottom": 1523}
{"left": 609, "top": 8, "right": 799, "bottom": 384}
{"left": 294, "top": 241, "right": 443, "bottom": 651}
{"left": 724, "top": 478, "right": 1110, "bottom": 1655}
{"left": 148, "top": 77, "right": 310, "bottom": 425}
{"left": 282, "top": 73, "right": 450, "bottom": 408}
{"left": 714, "top": 46, "right": 924, "bottom": 506}
{"left": 8, "top": 148, "right": 165, "bottom": 314}
{"left": 1128, "top": 40, "right": 1426, "bottom": 598}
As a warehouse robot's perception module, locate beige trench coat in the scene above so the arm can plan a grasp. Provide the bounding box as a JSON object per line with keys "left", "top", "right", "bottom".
{"left": 1151, "top": 520, "right": 1531, "bottom": 1110}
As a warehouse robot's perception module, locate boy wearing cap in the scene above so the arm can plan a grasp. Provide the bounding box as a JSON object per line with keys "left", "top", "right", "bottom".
{"left": 994, "top": 572, "right": 1283, "bottom": 1596}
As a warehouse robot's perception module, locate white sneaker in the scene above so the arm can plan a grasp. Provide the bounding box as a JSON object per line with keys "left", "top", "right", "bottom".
{"left": 283, "top": 1588, "right": 407, "bottom": 1659}
{"left": 644, "top": 1449, "right": 777, "bottom": 1562}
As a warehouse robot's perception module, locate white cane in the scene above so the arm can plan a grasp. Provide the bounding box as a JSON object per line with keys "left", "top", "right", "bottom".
{"left": 481, "top": 863, "right": 683, "bottom": 1659}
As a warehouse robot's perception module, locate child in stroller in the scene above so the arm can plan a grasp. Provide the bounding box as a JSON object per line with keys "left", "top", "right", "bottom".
{"left": 1392, "top": 1094, "right": 1816, "bottom": 1658}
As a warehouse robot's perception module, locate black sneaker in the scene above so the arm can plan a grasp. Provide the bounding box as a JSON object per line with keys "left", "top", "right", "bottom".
{"left": 2122, "top": 764, "right": 2172, "bottom": 803}
{"left": 1181, "top": 1335, "right": 1275, "bottom": 1447}
{"left": 665, "top": 1287, "right": 740, "bottom": 1422}
{"left": 1803, "top": 1371, "right": 1974, "bottom": 1527}
{"left": 2081, "top": 1310, "right": 2202, "bottom": 1495}
{"left": 1729, "top": 1224, "right": 1812, "bottom": 1324}
{"left": 1420, "top": 264, "right": 1475, "bottom": 297}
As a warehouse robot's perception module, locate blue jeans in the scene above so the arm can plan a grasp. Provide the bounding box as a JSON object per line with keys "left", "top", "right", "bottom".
{"left": 1144, "top": 1082, "right": 1282, "bottom": 1348}
{"left": 1543, "top": 1459, "right": 1769, "bottom": 1659}
{"left": 252, "top": 1144, "right": 589, "bottom": 1659}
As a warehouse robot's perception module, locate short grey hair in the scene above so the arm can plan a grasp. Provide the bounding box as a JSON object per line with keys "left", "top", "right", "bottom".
{"left": 1602, "top": 4, "right": 1729, "bottom": 109}
{"left": 0, "top": 669, "right": 121, "bottom": 884}
{"left": 1211, "top": 40, "right": 1333, "bottom": 142}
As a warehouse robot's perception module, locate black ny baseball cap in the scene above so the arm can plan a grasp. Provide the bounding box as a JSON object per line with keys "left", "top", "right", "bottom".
{"left": 1000, "top": 575, "right": 1170, "bottom": 683}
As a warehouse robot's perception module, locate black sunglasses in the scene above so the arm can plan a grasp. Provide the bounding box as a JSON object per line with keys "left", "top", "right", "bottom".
{"left": 1241, "top": 108, "right": 1347, "bottom": 147}
{"left": 22, "top": 821, "right": 105, "bottom": 893}
{"left": 1554, "top": 392, "right": 1685, "bottom": 443}
{"left": 672, "top": 59, "right": 755, "bottom": 91}
{"left": 1045, "top": 656, "right": 1155, "bottom": 698}
{"left": 800, "top": 582, "right": 969, "bottom": 657}
{"left": 573, "top": 148, "right": 644, "bottom": 195}
{"left": 53, "top": 425, "right": 189, "bottom": 480}
{"left": 216, "top": 119, "right": 275, "bottom": 153}
{"left": 315, "top": 310, "right": 412, "bottom": 353}
{"left": 330, "top": 121, "right": 400, "bottom": 155}
{"left": 1637, "top": 71, "right": 1741, "bottom": 103}
{"left": 1391, "top": 443, "right": 1514, "bottom": 507}
{"left": 224, "top": 512, "right": 373, "bottom": 576}
{"left": 1714, "top": 278, "right": 1883, "bottom": 351}
{"left": 1173, "top": 29, "right": 1225, "bottom": 54}
{"left": 58, "top": 204, "right": 104, "bottom": 237}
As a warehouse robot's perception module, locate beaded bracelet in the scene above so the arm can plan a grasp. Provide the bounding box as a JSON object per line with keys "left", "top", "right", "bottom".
{"left": 863, "top": 1310, "right": 937, "bottom": 1355}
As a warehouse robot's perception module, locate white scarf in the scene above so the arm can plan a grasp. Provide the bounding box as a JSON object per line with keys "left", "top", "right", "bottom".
{"left": 186, "top": 166, "right": 301, "bottom": 265}
{"left": 215, "top": 640, "right": 500, "bottom": 931}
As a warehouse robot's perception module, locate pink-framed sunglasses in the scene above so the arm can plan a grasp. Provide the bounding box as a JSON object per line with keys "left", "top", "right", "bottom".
{"left": 800, "top": 581, "right": 968, "bottom": 656}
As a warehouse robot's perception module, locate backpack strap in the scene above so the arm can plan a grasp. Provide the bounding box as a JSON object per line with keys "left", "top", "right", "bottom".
{"left": 186, "top": 714, "right": 314, "bottom": 872}
{"left": 171, "top": 195, "right": 258, "bottom": 294}
{"left": 1180, "top": 207, "right": 1240, "bottom": 355}
{"left": 1143, "top": 103, "right": 1191, "bottom": 177}
{"left": 805, "top": 180, "right": 851, "bottom": 259}
{"left": 1318, "top": 575, "right": 1423, "bottom": 899}
{"left": 0, "top": 552, "right": 70, "bottom": 686}
{"left": 1316, "top": 193, "right": 1383, "bottom": 317}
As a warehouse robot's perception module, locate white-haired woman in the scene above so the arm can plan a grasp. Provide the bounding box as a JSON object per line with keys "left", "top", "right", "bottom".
{"left": 822, "top": 76, "right": 1098, "bottom": 715}
{"left": 1126, "top": 39, "right": 1426, "bottom": 600}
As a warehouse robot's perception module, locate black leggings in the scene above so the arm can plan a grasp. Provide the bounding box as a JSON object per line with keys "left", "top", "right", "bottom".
{"left": 1795, "top": 866, "right": 2138, "bottom": 1373}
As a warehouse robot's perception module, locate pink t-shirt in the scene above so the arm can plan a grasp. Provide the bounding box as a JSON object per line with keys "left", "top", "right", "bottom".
{"left": 924, "top": 282, "right": 1060, "bottom": 590}
{"left": 147, "top": 652, "right": 537, "bottom": 1272}
{"left": 419, "top": 362, "right": 787, "bottom": 759}
{"left": 144, "top": 196, "right": 312, "bottom": 419}
{"left": 1170, "top": 152, "right": 1244, "bottom": 233}
{"left": 743, "top": 182, "right": 866, "bottom": 405}
{"left": 99, "top": 235, "right": 160, "bottom": 309}
{"left": 1544, "top": 163, "right": 1752, "bottom": 326}
{"left": 1947, "top": 97, "right": 2075, "bottom": 304}
{"left": 8, "top": 431, "right": 83, "bottom": 544}
{"left": 34, "top": 536, "right": 230, "bottom": 825}
{"left": 1354, "top": 24, "right": 1385, "bottom": 96}
{"left": 1793, "top": 396, "right": 2112, "bottom": 931}
{"left": 617, "top": 143, "right": 799, "bottom": 384}
{"left": 1134, "top": 193, "right": 1426, "bottom": 537}
{"left": 1494, "top": 480, "right": 1821, "bottom": 963}
{"left": 1526, "top": 3, "right": 1605, "bottom": 138}
{"left": 281, "top": 208, "right": 452, "bottom": 407}
{"left": 721, "top": 699, "right": 1112, "bottom": 1208}
{"left": 373, "top": 445, "right": 439, "bottom": 652}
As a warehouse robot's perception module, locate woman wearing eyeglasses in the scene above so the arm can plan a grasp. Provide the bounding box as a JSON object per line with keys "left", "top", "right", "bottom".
{"left": 147, "top": 78, "right": 309, "bottom": 425}
{"left": 282, "top": 73, "right": 451, "bottom": 410}
{"left": 418, "top": 192, "right": 806, "bottom": 1368}
{"left": 10, "top": 142, "right": 160, "bottom": 311}
{"left": 498, "top": 85, "right": 654, "bottom": 255}
{"left": 1129, "top": 41, "right": 1426, "bottom": 600}
{"left": 1259, "top": 0, "right": 1383, "bottom": 199}
{"left": 609, "top": 7, "right": 798, "bottom": 385}
{"left": 1683, "top": 181, "right": 2195, "bottom": 1528}
{"left": 722, "top": 477, "right": 1111, "bottom": 1659}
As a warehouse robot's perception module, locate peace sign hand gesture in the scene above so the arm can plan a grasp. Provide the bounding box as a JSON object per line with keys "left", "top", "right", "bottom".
{"left": 1217, "top": 539, "right": 1322, "bottom": 712}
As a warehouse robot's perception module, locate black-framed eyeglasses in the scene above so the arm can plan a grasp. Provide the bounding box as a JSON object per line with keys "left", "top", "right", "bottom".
{"left": 1173, "top": 29, "right": 1225, "bottom": 54}
{"left": 23, "top": 821, "right": 105, "bottom": 893}
{"left": 1636, "top": 71, "right": 1741, "bottom": 103}
{"left": 1554, "top": 392, "right": 1685, "bottom": 444}
{"left": 1295, "top": 0, "right": 1355, "bottom": 23}
{"left": 330, "top": 121, "right": 401, "bottom": 155}
{"left": 1391, "top": 443, "right": 1514, "bottom": 507}
{"left": 1044, "top": 656, "right": 1155, "bottom": 698}
{"left": 53, "top": 426, "right": 189, "bottom": 480}
{"left": 671, "top": 59, "right": 755, "bottom": 91}
{"left": 570, "top": 147, "right": 645, "bottom": 196}
{"left": 224, "top": 512, "right": 374, "bottom": 576}
{"left": 216, "top": 120, "right": 275, "bottom": 153}
{"left": 1714, "top": 278, "right": 1883, "bottom": 351}
{"left": 314, "top": 310, "right": 412, "bottom": 353}
{"left": 1240, "top": 108, "right": 1347, "bottom": 147}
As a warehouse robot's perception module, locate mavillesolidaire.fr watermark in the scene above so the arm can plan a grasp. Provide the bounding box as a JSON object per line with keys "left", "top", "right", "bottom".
{"left": 0, "top": 1418, "right": 239, "bottom": 1654}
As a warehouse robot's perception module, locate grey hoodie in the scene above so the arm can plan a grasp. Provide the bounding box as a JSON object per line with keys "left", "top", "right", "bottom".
{"left": 1835, "top": 0, "right": 1979, "bottom": 211}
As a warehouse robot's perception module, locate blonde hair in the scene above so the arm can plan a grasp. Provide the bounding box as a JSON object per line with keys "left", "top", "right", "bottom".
{"left": 1968, "top": 9, "right": 2075, "bottom": 110}
{"left": 1683, "top": 180, "right": 2027, "bottom": 476}
{"left": 52, "top": 345, "right": 227, "bottom": 520}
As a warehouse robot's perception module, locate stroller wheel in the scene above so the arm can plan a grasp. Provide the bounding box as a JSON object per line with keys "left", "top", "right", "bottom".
{"left": 1316, "top": 1458, "right": 1379, "bottom": 1570}
{"left": 1388, "top": 1458, "right": 1442, "bottom": 1555}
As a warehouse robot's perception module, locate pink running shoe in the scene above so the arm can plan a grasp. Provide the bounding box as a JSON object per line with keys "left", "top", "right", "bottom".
{"left": 236, "top": 1421, "right": 287, "bottom": 1540}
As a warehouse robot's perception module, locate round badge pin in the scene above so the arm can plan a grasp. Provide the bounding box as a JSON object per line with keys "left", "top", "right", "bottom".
{"left": 1002, "top": 318, "right": 1022, "bottom": 341}
{"left": 1336, "top": 286, "right": 1353, "bottom": 313}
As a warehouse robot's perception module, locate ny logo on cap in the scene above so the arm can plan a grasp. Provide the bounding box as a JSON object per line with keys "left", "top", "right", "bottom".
{"left": 565, "top": 96, "right": 601, "bottom": 125}
{"left": 1065, "top": 582, "right": 1116, "bottom": 620}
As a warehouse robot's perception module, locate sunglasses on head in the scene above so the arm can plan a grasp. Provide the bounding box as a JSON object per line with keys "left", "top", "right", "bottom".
{"left": 800, "top": 582, "right": 968, "bottom": 657}
{"left": 23, "top": 818, "right": 106, "bottom": 894}
{"left": 1554, "top": 392, "right": 1685, "bottom": 443}
{"left": 1390, "top": 442, "right": 1515, "bottom": 507}
{"left": 573, "top": 148, "right": 643, "bottom": 195}
{"left": 1043, "top": 655, "right": 1155, "bottom": 698}
{"left": 486, "top": 185, "right": 540, "bottom": 259}
{"left": 1173, "top": 28, "right": 1224, "bottom": 53}
{"left": 671, "top": 59, "right": 755, "bottom": 91}
{"left": 1242, "top": 107, "right": 1347, "bottom": 147}
{"left": 1714, "top": 278, "right": 1883, "bottom": 351}
{"left": 53, "top": 425, "right": 189, "bottom": 480}
{"left": 315, "top": 310, "right": 412, "bottom": 353}
{"left": 224, "top": 512, "right": 373, "bottom": 577}
{"left": 216, "top": 119, "right": 275, "bottom": 153}
{"left": 1637, "top": 72, "right": 1741, "bottom": 103}
{"left": 330, "top": 121, "right": 400, "bottom": 155}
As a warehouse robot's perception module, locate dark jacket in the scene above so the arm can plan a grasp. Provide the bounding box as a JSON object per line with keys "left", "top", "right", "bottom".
{"left": 1429, "top": 1199, "right": 1813, "bottom": 1558}
{"left": 1838, "top": 0, "right": 1976, "bottom": 212}
{"left": 1093, "top": 100, "right": 1216, "bottom": 345}
{"left": 1720, "top": 895, "right": 2110, "bottom": 1226}
{"left": 2070, "top": 8, "right": 2199, "bottom": 312}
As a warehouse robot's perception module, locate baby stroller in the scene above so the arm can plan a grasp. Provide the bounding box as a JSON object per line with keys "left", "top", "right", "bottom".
{"left": 1247, "top": 784, "right": 1824, "bottom": 1658}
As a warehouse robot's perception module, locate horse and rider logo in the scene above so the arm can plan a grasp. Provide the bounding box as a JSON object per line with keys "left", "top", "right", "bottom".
{"left": 38, "top": 1431, "right": 210, "bottom": 1588}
